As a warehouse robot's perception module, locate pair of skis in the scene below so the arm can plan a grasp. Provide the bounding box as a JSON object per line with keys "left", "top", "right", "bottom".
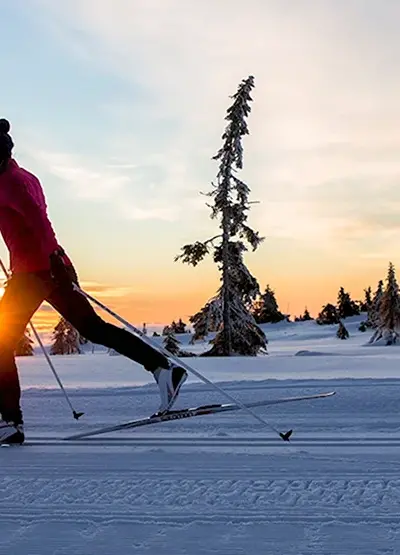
{"left": 65, "top": 391, "right": 336, "bottom": 441}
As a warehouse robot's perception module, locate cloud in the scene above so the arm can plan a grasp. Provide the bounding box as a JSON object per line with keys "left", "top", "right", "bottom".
{"left": 24, "top": 146, "right": 129, "bottom": 201}
{"left": 80, "top": 281, "right": 135, "bottom": 298}
{"left": 28, "top": 0, "right": 400, "bottom": 246}
{"left": 21, "top": 142, "right": 205, "bottom": 222}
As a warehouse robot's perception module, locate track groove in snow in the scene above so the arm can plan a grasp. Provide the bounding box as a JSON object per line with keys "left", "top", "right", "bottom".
{"left": 21, "top": 436, "right": 400, "bottom": 450}
{"left": 1, "top": 476, "right": 400, "bottom": 518}
{"left": 1, "top": 510, "right": 400, "bottom": 526}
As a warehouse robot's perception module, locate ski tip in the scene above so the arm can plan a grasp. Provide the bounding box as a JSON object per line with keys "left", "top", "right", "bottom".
{"left": 279, "top": 429, "right": 293, "bottom": 442}
{"left": 73, "top": 411, "right": 85, "bottom": 420}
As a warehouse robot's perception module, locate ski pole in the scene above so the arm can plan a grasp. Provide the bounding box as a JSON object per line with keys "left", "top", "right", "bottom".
{"left": 75, "top": 285, "right": 292, "bottom": 441}
{"left": 0, "top": 259, "right": 84, "bottom": 420}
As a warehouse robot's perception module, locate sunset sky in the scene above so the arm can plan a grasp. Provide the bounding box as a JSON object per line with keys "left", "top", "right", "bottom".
{"left": 0, "top": 0, "right": 399, "bottom": 334}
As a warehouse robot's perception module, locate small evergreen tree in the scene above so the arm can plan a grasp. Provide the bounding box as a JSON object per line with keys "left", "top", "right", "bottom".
{"left": 316, "top": 303, "right": 339, "bottom": 325}
{"left": 142, "top": 323, "right": 147, "bottom": 335}
{"left": 50, "top": 317, "right": 82, "bottom": 355}
{"left": 337, "top": 321, "right": 349, "bottom": 339}
{"left": 337, "top": 287, "right": 360, "bottom": 318}
{"left": 15, "top": 328, "right": 34, "bottom": 356}
{"left": 253, "top": 285, "right": 285, "bottom": 324}
{"left": 175, "top": 76, "right": 266, "bottom": 356}
{"left": 171, "top": 319, "right": 187, "bottom": 334}
{"left": 166, "top": 319, "right": 188, "bottom": 334}
{"left": 359, "top": 287, "right": 372, "bottom": 313}
{"left": 295, "top": 307, "right": 313, "bottom": 321}
{"left": 301, "top": 307, "right": 313, "bottom": 321}
{"left": 369, "top": 262, "right": 400, "bottom": 345}
{"left": 359, "top": 321, "right": 367, "bottom": 332}
{"left": 50, "top": 318, "right": 68, "bottom": 355}
{"left": 163, "top": 330, "right": 180, "bottom": 355}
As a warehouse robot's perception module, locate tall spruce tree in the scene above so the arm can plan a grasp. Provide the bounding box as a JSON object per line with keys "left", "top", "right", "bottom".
{"left": 176, "top": 76, "right": 266, "bottom": 356}
{"left": 15, "top": 328, "right": 34, "bottom": 356}
{"left": 369, "top": 262, "right": 400, "bottom": 345}
{"left": 50, "top": 317, "right": 82, "bottom": 355}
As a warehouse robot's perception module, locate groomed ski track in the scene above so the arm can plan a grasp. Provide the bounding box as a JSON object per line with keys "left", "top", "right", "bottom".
{"left": 20, "top": 434, "right": 400, "bottom": 451}
{"left": 2, "top": 376, "right": 400, "bottom": 554}
{"left": 2, "top": 443, "right": 400, "bottom": 554}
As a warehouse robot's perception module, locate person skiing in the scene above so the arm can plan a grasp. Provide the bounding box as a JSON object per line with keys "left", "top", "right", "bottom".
{"left": 0, "top": 118, "right": 187, "bottom": 444}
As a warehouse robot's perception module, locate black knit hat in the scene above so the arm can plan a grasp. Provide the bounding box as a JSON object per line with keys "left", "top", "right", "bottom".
{"left": 0, "top": 119, "right": 14, "bottom": 160}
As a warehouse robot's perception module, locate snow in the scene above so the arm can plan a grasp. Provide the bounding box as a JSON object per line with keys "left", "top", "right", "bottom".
{"left": 2, "top": 314, "right": 400, "bottom": 554}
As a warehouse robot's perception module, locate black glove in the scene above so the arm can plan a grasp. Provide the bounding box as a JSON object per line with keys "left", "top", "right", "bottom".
{"left": 49, "top": 248, "right": 79, "bottom": 289}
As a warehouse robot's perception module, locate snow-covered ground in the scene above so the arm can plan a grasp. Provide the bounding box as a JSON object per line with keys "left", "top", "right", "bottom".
{"left": 2, "top": 316, "right": 400, "bottom": 554}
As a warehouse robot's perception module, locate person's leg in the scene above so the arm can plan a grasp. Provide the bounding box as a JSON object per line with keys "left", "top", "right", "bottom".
{"left": 46, "top": 278, "right": 188, "bottom": 411}
{"left": 46, "top": 283, "right": 170, "bottom": 372}
{"left": 0, "top": 273, "right": 48, "bottom": 424}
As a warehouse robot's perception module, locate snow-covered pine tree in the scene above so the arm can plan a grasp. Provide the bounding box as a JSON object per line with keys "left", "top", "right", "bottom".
{"left": 171, "top": 319, "right": 187, "bottom": 334}
{"left": 253, "top": 285, "right": 285, "bottom": 324}
{"left": 336, "top": 321, "right": 349, "bottom": 339}
{"left": 368, "top": 280, "right": 384, "bottom": 328}
{"left": 316, "top": 303, "right": 339, "bottom": 325}
{"left": 175, "top": 76, "right": 266, "bottom": 356}
{"left": 50, "top": 317, "right": 82, "bottom": 355}
{"left": 295, "top": 308, "right": 313, "bottom": 322}
{"left": 359, "top": 287, "right": 372, "bottom": 313}
{"left": 15, "top": 328, "right": 34, "bottom": 356}
{"left": 50, "top": 318, "right": 68, "bottom": 355}
{"left": 65, "top": 321, "right": 82, "bottom": 354}
{"left": 166, "top": 319, "right": 188, "bottom": 334}
{"left": 369, "top": 262, "right": 400, "bottom": 345}
{"left": 302, "top": 307, "right": 313, "bottom": 321}
{"left": 163, "top": 330, "right": 180, "bottom": 356}
{"left": 357, "top": 286, "right": 373, "bottom": 330}
{"left": 189, "top": 296, "right": 223, "bottom": 343}
{"left": 337, "top": 287, "right": 359, "bottom": 319}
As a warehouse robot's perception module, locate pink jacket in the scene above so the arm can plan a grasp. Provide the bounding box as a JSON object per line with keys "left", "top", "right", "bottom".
{"left": 0, "top": 159, "right": 68, "bottom": 273}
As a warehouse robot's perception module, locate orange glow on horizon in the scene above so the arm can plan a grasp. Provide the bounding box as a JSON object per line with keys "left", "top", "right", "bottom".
{"left": 29, "top": 270, "right": 385, "bottom": 336}
{"left": 0, "top": 257, "right": 393, "bottom": 338}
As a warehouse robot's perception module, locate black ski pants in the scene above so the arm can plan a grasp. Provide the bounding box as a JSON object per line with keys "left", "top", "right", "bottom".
{"left": 0, "top": 270, "right": 169, "bottom": 424}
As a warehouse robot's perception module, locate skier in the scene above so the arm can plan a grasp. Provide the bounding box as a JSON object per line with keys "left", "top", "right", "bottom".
{"left": 0, "top": 119, "right": 187, "bottom": 444}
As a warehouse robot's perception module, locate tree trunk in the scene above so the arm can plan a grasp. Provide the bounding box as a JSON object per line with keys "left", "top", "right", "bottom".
{"left": 221, "top": 185, "right": 232, "bottom": 356}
